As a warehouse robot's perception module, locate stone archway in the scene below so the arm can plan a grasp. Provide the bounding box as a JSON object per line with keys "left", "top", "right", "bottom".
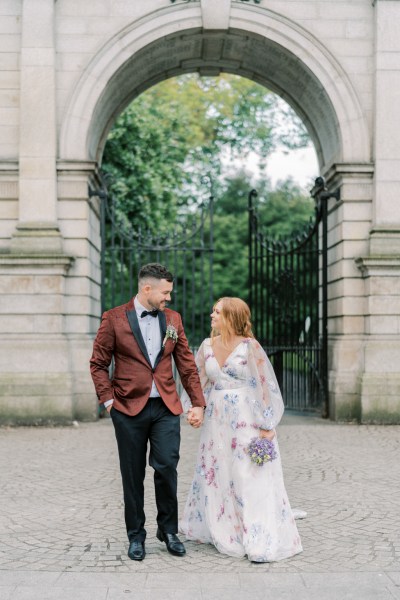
{"left": 59, "top": 6, "right": 369, "bottom": 168}
{"left": 6, "top": 0, "right": 400, "bottom": 424}
{"left": 58, "top": 5, "right": 372, "bottom": 422}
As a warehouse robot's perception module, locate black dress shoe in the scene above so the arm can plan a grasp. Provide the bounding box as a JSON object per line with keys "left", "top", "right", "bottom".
{"left": 156, "top": 528, "right": 186, "bottom": 556}
{"left": 128, "top": 540, "right": 145, "bottom": 561}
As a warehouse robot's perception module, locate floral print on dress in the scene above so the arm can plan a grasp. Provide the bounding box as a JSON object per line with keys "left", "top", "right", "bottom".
{"left": 179, "top": 337, "right": 303, "bottom": 563}
{"left": 248, "top": 376, "right": 257, "bottom": 388}
{"left": 205, "top": 401, "right": 214, "bottom": 418}
{"left": 224, "top": 366, "right": 240, "bottom": 379}
{"left": 224, "top": 393, "right": 239, "bottom": 405}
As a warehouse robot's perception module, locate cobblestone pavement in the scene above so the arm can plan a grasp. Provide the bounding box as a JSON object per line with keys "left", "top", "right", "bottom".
{"left": 0, "top": 413, "right": 399, "bottom": 599}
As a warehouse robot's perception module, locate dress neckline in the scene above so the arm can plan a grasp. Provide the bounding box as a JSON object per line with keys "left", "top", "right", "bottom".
{"left": 210, "top": 339, "right": 247, "bottom": 370}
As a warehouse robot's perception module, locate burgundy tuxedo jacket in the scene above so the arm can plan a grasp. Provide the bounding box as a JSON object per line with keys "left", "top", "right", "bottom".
{"left": 89, "top": 299, "right": 205, "bottom": 416}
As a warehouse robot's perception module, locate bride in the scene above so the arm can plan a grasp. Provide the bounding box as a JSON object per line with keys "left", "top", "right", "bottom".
{"left": 179, "top": 297, "right": 303, "bottom": 563}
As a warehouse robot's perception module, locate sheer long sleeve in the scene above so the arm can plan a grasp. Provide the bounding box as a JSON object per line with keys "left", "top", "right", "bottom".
{"left": 247, "top": 338, "right": 285, "bottom": 430}
{"left": 180, "top": 339, "right": 211, "bottom": 412}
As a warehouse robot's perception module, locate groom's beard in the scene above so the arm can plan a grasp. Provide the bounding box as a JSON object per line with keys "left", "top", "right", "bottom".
{"left": 150, "top": 300, "right": 169, "bottom": 311}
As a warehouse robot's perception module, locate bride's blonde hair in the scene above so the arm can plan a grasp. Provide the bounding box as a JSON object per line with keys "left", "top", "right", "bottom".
{"left": 211, "top": 297, "right": 254, "bottom": 346}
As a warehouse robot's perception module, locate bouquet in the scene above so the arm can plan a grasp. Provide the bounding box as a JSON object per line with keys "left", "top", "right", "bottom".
{"left": 246, "top": 436, "right": 277, "bottom": 466}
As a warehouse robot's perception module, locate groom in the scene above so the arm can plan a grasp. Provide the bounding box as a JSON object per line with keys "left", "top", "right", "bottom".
{"left": 90, "top": 263, "right": 205, "bottom": 561}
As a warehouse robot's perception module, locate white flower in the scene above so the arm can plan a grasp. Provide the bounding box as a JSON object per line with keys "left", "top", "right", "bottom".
{"left": 163, "top": 324, "right": 178, "bottom": 346}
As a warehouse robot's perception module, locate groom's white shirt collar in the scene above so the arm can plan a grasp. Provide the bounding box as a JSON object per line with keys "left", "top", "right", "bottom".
{"left": 133, "top": 296, "right": 161, "bottom": 397}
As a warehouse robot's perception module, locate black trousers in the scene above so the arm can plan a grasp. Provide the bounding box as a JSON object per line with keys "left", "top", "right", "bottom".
{"left": 111, "top": 398, "right": 180, "bottom": 542}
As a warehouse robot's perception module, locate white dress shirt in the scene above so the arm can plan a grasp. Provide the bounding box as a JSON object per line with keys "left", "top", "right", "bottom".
{"left": 103, "top": 296, "right": 162, "bottom": 407}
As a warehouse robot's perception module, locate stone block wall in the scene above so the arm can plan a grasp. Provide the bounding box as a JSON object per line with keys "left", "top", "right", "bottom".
{"left": 325, "top": 165, "right": 373, "bottom": 421}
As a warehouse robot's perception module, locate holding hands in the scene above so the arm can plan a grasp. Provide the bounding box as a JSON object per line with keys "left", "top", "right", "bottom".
{"left": 187, "top": 406, "right": 204, "bottom": 428}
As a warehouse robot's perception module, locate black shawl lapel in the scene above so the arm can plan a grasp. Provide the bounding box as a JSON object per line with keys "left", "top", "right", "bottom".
{"left": 153, "top": 310, "right": 167, "bottom": 370}
{"left": 126, "top": 308, "right": 152, "bottom": 367}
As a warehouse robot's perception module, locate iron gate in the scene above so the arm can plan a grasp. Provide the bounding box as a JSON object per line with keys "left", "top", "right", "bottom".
{"left": 96, "top": 175, "right": 337, "bottom": 413}
{"left": 248, "top": 177, "right": 338, "bottom": 415}
{"left": 99, "top": 185, "right": 214, "bottom": 348}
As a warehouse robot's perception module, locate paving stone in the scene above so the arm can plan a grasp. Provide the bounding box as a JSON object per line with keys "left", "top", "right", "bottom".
{"left": 0, "top": 413, "right": 399, "bottom": 599}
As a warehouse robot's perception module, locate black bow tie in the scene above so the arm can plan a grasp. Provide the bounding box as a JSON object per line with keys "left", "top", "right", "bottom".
{"left": 140, "top": 309, "right": 159, "bottom": 318}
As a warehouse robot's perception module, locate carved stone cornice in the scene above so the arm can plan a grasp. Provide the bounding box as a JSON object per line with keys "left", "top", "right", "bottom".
{"left": 355, "top": 255, "right": 400, "bottom": 277}
{"left": 0, "top": 254, "right": 74, "bottom": 275}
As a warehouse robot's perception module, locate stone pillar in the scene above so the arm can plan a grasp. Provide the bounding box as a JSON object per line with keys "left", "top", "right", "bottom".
{"left": 57, "top": 161, "right": 103, "bottom": 420}
{"left": 0, "top": 162, "right": 101, "bottom": 424}
{"left": 371, "top": 1, "right": 400, "bottom": 243}
{"left": 354, "top": 0, "right": 400, "bottom": 422}
{"left": 0, "top": 1, "right": 97, "bottom": 423}
{"left": 0, "top": 254, "right": 75, "bottom": 423}
{"left": 325, "top": 164, "right": 373, "bottom": 421}
{"left": 11, "top": 0, "right": 61, "bottom": 252}
{"left": 355, "top": 256, "right": 400, "bottom": 422}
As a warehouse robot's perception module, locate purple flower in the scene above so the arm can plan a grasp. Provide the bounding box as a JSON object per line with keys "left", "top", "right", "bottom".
{"left": 206, "top": 467, "right": 216, "bottom": 486}
{"left": 245, "top": 437, "right": 277, "bottom": 466}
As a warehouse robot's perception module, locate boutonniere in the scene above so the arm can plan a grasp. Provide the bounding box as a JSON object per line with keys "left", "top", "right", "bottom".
{"left": 163, "top": 323, "right": 178, "bottom": 347}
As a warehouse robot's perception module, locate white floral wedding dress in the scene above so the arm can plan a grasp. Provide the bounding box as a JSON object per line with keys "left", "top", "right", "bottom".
{"left": 179, "top": 337, "right": 303, "bottom": 562}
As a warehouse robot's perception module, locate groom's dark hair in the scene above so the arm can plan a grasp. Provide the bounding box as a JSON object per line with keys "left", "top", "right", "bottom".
{"left": 138, "top": 263, "right": 174, "bottom": 283}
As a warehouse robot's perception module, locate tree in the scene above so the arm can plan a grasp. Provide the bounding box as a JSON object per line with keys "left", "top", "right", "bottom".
{"left": 207, "top": 172, "right": 315, "bottom": 302}
{"left": 254, "top": 177, "right": 315, "bottom": 238}
{"left": 101, "top": 73, "right": 317, "bottom": 342}
{"left": 102, "top": 73, "right": 310, "bottom": 233}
